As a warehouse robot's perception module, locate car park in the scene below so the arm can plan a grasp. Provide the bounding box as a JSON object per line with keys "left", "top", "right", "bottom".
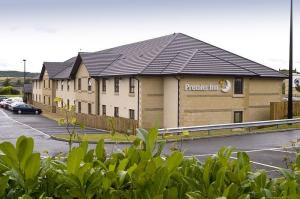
{"left": 0, "top": 96, "right": 7, "bottom": 102}
{"left": 11, "top": 104, "right": 42, "bottom": 115}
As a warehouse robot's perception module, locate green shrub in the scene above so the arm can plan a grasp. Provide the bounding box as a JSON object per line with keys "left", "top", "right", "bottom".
{"left": 0, "top": 86, "right": 20, "bottom": 95}
{"left": 0, "top": 130, "right": 300, "bottom": 198}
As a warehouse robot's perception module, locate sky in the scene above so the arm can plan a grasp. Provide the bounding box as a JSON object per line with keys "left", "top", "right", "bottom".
{"left": 0, "top": 0, "right": 299, "bottom": 73}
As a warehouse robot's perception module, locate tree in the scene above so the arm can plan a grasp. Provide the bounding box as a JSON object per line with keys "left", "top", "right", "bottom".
{"left": 2, "top": 78, "right": 11, "bottom": 87}
{"left": 16, "top": 79, "right": 22, "bottom": 86}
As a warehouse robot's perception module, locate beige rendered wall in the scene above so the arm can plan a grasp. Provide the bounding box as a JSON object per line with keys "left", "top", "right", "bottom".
{"left": 56, "top": 79, "right": 76, "bottom": 108}
{"left": 163, "top": 77, "right": 178, "bottom": 128}
{"left": 74, "top": 64, "right": 97, "bottom": 114}
{"left": 32, "top": 80, "right": 42, "bottom": 103}
{"left": 41, "top": 70, "right": 55, "bottom": 108}
{"left": 248, "top": 78, "right": 282, "bottom": 121}
{"left": 99, "top": 77, "right": 138, "bottom": 119}
{"left": 139, "top": 76, "right": 164, "bottom": 128}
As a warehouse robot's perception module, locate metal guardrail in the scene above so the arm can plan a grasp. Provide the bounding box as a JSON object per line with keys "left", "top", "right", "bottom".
{"left": 158, "top": 118, "right": 300, "bottom": 134}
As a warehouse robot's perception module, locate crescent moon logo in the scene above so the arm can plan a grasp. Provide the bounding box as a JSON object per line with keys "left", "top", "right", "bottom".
{"left": 220, "top": 80, "right": 231, "bottom": 93}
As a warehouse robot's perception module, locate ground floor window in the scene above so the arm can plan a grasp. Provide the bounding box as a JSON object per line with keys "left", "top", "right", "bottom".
{"left": 78, "top": 102, "right": 81, "bottom": 113}
{"left": 43, "top": 96, "right": 45, "bottom": 104}
{"left": 102, "top": 105, "right": 106, "bottom": 116}
{"left": 234, "top": 111, "right": 243, "bottom": 123}
{"left": 129, "top": 109, "right": 135, "bottom": 120}
{"left": 67, "top": 99, "right": 70, "bottom": 110}
{"left": 114, "top": 107, "right": 119, "bottom": 117}
{"left": 48, "top": 97, "right": 51, "bottom": 105}
{"left": 88, "top": 103, "right": 92, "bottom": 114}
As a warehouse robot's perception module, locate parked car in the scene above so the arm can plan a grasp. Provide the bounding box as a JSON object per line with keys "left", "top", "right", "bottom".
{"left": 0, "top": 97, "right": 23, "bottom": 109}
{"left": 8, "top": 101, "right": 26, "bottom": 110}
{"left": 0, "top": 96, "right": 7, "bottom": 102}
{"left": 12, "top": 104, "right": 42, "bottom": 114}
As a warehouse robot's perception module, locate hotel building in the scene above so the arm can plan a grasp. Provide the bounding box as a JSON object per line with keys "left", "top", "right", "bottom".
{"left": 32, "top": 33, "right": 285, "bottom": 129}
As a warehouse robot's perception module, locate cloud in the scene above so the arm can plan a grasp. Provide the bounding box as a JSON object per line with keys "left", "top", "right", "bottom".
{"left": 34, "top": 26, "right": 57, "bottom": 34}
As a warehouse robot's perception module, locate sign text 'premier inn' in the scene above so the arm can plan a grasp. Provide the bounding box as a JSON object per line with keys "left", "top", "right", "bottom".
{"left": 184, "top": 80, "right": 231, "bottom": 93}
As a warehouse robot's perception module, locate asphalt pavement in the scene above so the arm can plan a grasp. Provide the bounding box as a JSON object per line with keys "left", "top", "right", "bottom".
{"left": 1, "top": 108, "right": 300, "bottom": 177}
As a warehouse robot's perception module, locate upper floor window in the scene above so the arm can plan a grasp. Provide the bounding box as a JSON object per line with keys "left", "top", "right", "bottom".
{"left": 234, "top": 77, "right": 244, "bottom": 94}
{"left": 48, "top": 79, "right": 51, "bottom": 88}
{"left": 114, "top": 77, "right": 119, "bottom": 93}
{"left": 61, "top": 80, "right": 64, "bottom": 91}
{"left": 88, "top": 78, "right": 92, "bottom": 91}
{"left": 102, "top": 79, "right": 106, "bottom": 92}
{"left": 43, "top": 80, "right": 45, "bottom": 88}
{"left": 129, "top": 77, "right": 135, "bottom": 93}
{"left": 78, "top": 78, "right": 81, "bottom": 90}
{"left": 56, "top": 81, "right": 58, "bottom": 90}
{"left": 67, "top": 80, "right": 70, "bottom": 91}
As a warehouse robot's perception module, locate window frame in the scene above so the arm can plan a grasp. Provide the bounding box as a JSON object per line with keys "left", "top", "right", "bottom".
{"left": 102, "top": 105, "right": 106, "bottom": 116}
{"left": 88, "top": 103, "right": 92, "bottom": 114}
{"left": 61, "top": 80, "right": 64, "bottom": 91}
{"left": 129, "top": 109, "right": 135, "bottom": 120}
{"left": 234, "top": 77, "right": 244, "bottom": 95}
{"left": 233, "top": 111, "right": 243, "bottom": 123}
{"left": 102, "top": 78, "right": 106, "bottom": 92}
{"left": 78, "top": 102, "right": 81, "bottom": 113}
{"left": 129, "top": 77, "right": 135, "bottom": 93}
{"left": 78, "top": 78, "right": 81, "bottom": 90}
{"left": 114, "top": 77, "right": 119, "bottom": 93}
{"left": 114, "top": 107, "right": 119, "bottom": 117}
{"left": 67, "top": 80, "right": 70, "bottom": 91}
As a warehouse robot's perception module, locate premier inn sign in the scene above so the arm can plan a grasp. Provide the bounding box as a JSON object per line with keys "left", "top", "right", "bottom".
{"left": 185, "top": 80, "right": 231, "bottom": 93}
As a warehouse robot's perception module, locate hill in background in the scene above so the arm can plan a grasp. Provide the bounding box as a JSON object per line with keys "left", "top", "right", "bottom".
{"left": 0, "top": 71, "right": 39, "bottom": 78}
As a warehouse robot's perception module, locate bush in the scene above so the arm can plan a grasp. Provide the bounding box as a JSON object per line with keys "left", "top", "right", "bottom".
{"left": 0, "top": 86, "right": 20, "bottom": 95}
{"left": 0, "top": 130, "right": 300, "bottom": 198}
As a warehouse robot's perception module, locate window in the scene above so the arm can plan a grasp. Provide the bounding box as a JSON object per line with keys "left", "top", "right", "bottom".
{"left": 74, "top": 80, "right": 76, "bottom": 90}
{"left": 102, "top": 105, "right": 106, "bottom": 115}
{"left": 36, "top": 81, "right": 38, "bottom": 89}
{"left": 67, "top": 80, "right": 70, "bottom": 91}
{"left": 129, "top": 77, "right": 135, "bottom": 93}
{"left": 88, "top": 78, "right": 92, "bottom": 91}
{"left": 234, "top": 111, "right": 243, "bottom": 123}
{"left": 67, "top": 99, "right": 70, "bottom": 110}
{"left": 48, "top": 97, "right": 51, "bottom": 105}
{"left": 129, "top": 109, "right": 135, "bottom": 120}
{"left": 234, "top": 77, "right": 244, "bottom": 94}
{"left": 39, "top": 95, "right": 41, "bottom": 102}
{"left": 88, "top": 103, "right": 92, "bottom": 114}
{"left": 114, "top": 107, "right": 119, "bottom": 117}
{"left": 39, "top": 81, "right": 41, "bottom": 89}
{"left": 43, "top": 80, "right": 45, "bottom": 88}
{"left": 102, "top": 79, "right": 106, "bottom": 92}
{"left": 61, "top": 80, "right": 64, "bottom": 91}
{"left": 61, "top": 99, "right": 64, "bottom": 108}
{"left": 78, "top": 102, "right": 81, "bottom": 113}
{"left": 78, "top": 78, "right": 81, "bottom": 90}
{"left": 114, "top": 77, "right": 119, "bottom": 93}
{"left": 48, "top": 80, "right": 51, "bottom": 88}
{"left": 43, "top": 96, "right": 45, "bottom": 104}
{"left": 56, "top": 81, "right": 58, "bottom": 90}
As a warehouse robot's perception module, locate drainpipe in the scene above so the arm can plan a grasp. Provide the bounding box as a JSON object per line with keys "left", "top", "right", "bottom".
{"left": 175, "top": 76, "right": 180, "bottom": 127}
{"left": 133, "top": 77, "right": 140, "bottom": 125}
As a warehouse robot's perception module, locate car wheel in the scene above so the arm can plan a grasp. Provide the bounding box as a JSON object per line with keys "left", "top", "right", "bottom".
{"left": 35, "top": 110, "right": 39, "bottom": 115}
{"left": 18, "top": 110, "right": 22, "bottom": 114}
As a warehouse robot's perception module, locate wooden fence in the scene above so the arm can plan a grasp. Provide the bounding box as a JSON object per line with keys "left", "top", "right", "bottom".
{"left": 45, "top": 106, "right": 138, "bottom": 134}
{"left": 270, "top": 101, "right": 300, "bottom": 120}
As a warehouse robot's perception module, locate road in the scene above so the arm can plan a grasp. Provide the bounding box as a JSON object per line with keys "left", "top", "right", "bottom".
{"left": 0, "top": 109, "right": 299, "bottom": 177}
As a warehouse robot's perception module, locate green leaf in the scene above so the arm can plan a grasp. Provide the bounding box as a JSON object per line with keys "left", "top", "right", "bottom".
{"left": 16, "top": 136, "right": 34, "bottom": 169}
{"left": 67, "top": 146, "right": 85, "bottom": 174}
{"left": 0, "top": 142, "right": 18, "bottom": 165}
{"left": 24, "top": 153, "right": 41, "bottom": 180}
{"left": 166, "top": 151, "right": 183, "bottom": 173}
{"left": 95, "top": 139, "right": 105, "bottom": 161}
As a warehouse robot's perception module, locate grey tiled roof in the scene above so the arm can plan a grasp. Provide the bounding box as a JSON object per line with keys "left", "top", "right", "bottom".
{"left": 40, "top": 57, "right": 76, "bottom": 79}
{"left": 72, "top": 33, "right": 285, "bottom": 78}
{"left": 23, "top": 84, "right": 32, "bottom": 93}
{"left": 32, "top": 74, "right": 40, "bottom": 80}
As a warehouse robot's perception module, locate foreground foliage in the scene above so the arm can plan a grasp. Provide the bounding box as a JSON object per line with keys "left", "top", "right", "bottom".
{"left": 0, "top": 129, "right": 300, "bottom": 198}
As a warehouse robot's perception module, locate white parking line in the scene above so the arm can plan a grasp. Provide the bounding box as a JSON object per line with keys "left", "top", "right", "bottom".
{"left": 230, "top": 156, "right": 282, "bottom": 170}
{"left": 184, "top": 146, "right": 298, "bottom": 158}
{"left": 268, "top": 148, "right": 298, "bottom": 154}
{"left": 0, "top": 110, "right": 51, "bottom": 139}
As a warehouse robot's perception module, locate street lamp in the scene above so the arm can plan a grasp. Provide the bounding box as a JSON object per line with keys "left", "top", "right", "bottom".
{"left": 287, "top": 0, "right": 293, "bottom": 119}
{"left": 23, "top": 59, "right": 26, "bottom": 101}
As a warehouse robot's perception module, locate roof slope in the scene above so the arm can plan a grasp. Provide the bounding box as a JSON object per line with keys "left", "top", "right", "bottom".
{"left": 48, "top": 33, "right": 285, "bottom": 79}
